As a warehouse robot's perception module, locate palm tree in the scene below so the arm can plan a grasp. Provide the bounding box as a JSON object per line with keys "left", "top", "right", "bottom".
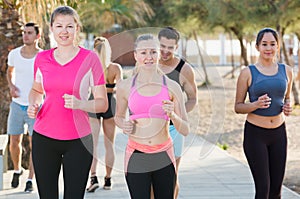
{"left": 0, "top": 0, "right": 27, "bottom": 170}
{"left": 19, "top": 0, "right": 78, "bottom": 49}
{"left": 0, "top": 0, "right": 77, "bottom": 170}
{"left": 78, "top": 0, "right": 154, "bottom": 35}
{"left": 0, "top": 0, "right": 23, "bottom": 135}
{"left": 78, "top": 0, "right": 154, "bottom": 65}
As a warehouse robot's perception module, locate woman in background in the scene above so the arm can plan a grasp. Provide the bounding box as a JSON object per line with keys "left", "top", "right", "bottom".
{"left": 87, "top": 36, "right": 122, "bottom": 192}
{"left": 235, "top": 27, "right": 293, "bottom": 199}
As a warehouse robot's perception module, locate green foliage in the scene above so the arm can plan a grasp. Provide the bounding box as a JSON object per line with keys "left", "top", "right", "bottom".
{"left": 78, "top": 0, "right": 153, "bottom": 34}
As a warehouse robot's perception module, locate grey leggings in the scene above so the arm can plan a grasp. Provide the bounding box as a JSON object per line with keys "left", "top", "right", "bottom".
{"left": 32, "top": 131, "right": 93, "bottom": 199}
{"left": 243, "top": 121, "right": 287, "bottom": 199}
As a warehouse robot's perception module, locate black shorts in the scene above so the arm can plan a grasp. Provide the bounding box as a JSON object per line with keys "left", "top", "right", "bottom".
{"left": 88, "top": 93, "right": 115, "bottom": 119}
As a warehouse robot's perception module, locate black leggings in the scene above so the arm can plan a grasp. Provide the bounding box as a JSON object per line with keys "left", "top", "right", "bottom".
{"left": 32, "top": 131, "right": 93, "bottom": 199}
{"left": 125, "top": 150, "right": 176, "bottom": 199}
{"left": 243, "top": 121, "right": 287, "bottom": 199}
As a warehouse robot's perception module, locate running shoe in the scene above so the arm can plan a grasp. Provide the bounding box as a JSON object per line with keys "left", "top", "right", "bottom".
{"left": 11, "top": 170, "right": 23, "bottom": 188}
{"left": 86, "top": 176, "right": 99, "bottom": 192}
{"left": 24, "top": 181, "right": 33, "bottom": 192}
{"left": 103, "top": 177, "right": 112, "bottom": 190}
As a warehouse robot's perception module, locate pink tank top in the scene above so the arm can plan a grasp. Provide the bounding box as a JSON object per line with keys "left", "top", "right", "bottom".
{"left": 128, "top": 75, "right": 170, "bottom": 120}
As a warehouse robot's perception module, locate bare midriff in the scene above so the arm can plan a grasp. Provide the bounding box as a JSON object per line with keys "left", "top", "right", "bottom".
{"left": 128, "top": 118, "right": 170, "bottom": 145}
{"left": 246, "top": 112, "right": 285, "bottom": 129}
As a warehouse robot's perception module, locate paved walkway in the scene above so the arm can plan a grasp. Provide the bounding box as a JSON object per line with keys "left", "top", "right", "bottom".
{"left": 0, "top": 131, "right": 299, "bottom": 199}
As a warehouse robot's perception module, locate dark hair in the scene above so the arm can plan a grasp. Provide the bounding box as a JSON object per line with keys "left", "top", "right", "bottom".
{"left": 134, "top": 34, "right": 157, "bottom": 50}
{"left": 24, "top": 22, "right": 39, "bottom": 35}
{"left": 158, "top": 27, "right": 180, "bottom": 44}
{"left": 50, "top": 6, "right": 82, "bottom": 30}
{"left": 256, "top": 28, "right": 279, "bottom": 46}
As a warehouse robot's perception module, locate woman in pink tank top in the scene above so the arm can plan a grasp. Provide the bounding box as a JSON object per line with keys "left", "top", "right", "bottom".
{"left": 115, "top": 34, "right": 189, "bottom": 199}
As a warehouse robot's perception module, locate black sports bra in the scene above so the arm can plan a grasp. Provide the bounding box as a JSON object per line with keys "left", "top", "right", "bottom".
{"left": 106, "top": 83, "right": 116, "bottom": 88}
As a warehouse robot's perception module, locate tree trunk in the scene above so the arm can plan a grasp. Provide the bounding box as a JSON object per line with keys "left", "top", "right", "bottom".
{"left": 0, "top": 7, "right": 23, "bottom": 134}
{"left": 192, "top": 30, "right": 210, "bottom": 85}
{"left": 230, "top": 27, "right": 248, "bottom": 67}
{"left": 281, "top": 28, "right": 299, "bottom": 105}
{"left": 0, "top": 7, "right": 31, "bottom": 170}
{"left": 229, "top": 31, "right": 235, "bottom": 78}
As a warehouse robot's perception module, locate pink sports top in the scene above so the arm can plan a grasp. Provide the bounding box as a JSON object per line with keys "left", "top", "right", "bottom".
{"left": 128, "top": 75, "right": 170, "bottom": 121}
{"left": 33, "top": 47, "right": 105, "bottom": 140}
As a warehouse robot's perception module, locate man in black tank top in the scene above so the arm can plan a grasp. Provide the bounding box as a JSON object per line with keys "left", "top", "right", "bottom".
{"left": 156, "top": 27, "right": 198, "bottom": 199}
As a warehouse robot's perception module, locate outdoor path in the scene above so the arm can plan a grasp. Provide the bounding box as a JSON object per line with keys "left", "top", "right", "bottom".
{"left": 0, "top": 130, "right": 299, "bottom": 199}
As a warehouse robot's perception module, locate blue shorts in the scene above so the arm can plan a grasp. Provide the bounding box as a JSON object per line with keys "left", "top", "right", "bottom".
{"left": 169, "top": 125, "right": 184, "bottom": 158}
{"left": 7, "top": 101, "right": 35, "bottom": 136}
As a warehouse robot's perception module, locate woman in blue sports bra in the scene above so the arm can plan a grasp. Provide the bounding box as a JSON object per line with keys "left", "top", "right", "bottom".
{"left": 115, "top": 34, "right": 189, "bottom": 199}
{"left": 235, "top": 28, "right": 293, "bottom": 199}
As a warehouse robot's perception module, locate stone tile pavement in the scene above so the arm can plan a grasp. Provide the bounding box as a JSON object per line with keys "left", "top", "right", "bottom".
{"left": 0, "top": 131, "right": 299, "bottom": 199}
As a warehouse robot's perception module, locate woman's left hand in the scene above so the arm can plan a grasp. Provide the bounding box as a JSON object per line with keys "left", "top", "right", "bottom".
{"left": 282, "top": 101, "right": 292, "bottom": 116}
{"left": 162, "top": 100, "right": 175, "bottom": 118}
{"left": 63, "top": 94, "right": 80, "bottom": 109}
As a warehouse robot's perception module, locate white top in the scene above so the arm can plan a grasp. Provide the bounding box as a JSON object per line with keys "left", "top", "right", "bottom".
{"left": 7, "top": 46, "right": 40, "bottom": 106}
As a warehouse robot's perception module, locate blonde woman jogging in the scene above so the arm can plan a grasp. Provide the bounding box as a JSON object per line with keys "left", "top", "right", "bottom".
{"left": 86, "top": 36, "right": 122, "bottom": 192}
{"left": 115, "top": 34, "right": 189, "bottom": 199}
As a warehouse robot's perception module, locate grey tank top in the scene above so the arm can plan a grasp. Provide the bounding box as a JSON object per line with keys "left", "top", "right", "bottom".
{"left": 248, "top": 63, "right": 287, "bottom": 116}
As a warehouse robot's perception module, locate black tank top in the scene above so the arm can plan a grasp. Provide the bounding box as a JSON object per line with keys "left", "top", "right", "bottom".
{"left": 166, "top": 59, "right": 185, "bottom": 125}
{"left": 166, "top": 59, "right": 185, "bottom": 91}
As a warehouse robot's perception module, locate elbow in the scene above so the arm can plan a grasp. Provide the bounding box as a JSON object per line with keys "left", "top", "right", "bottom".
{"left": 234, "top": 108, "right": 239, "bottom": 114}
{"left": 181, "top": 129, "right": 190, "bottom": 137}
{"left": 114, "top": 116, "right": 123, "bottom": 129}
{"left": 180, "top": 124, "right": 190, "bottom": 137}
{"left": 95, "top": 100, "right": 108, "bottom": 113}
{"left": 190, "top": 98, "right": 198, "bottom": 107}
{"left": 234, "top": 105, "right": 241, "bottom": 114}
{"left": 102, "top": 103, "right": 109, "bottom": 113}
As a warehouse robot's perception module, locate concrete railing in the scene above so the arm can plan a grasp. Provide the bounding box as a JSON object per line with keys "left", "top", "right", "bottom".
{"left": 0, "top": 135, "right": 8, "bottom": 190}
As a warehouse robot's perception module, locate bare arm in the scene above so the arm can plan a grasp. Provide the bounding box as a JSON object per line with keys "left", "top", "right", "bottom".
{"left": 181, "top": 64, "right": 198, "bottom": 113}
{"left": 107, "top": 63, "right": 123, "bottom": 93}
{"left": 234, "top": 67, "right": 271, "bottom": 114}
{"left": 28, "top": 81, "right": 44, "bottom": 118}
{"left": 6, "top": 66, "right": 19, "bottom": 98}
{"left": 165, "top": 80, "right": 190, "bottom": 136}
{"left": 282, "top": 65, "right": 293, "bottom": 116}
{"left": 114, "top": 63, "right": 123, "bottom": 82}
{"left": 63, "top": 84, "right": 108, "bottom": 113}
{"left": 114, "top": 79, "right": 135, "bottom": 134}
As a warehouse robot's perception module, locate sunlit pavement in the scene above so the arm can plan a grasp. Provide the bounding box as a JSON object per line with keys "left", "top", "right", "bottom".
{"left": 0, "top": 130, "right": 299, "bottom": 199}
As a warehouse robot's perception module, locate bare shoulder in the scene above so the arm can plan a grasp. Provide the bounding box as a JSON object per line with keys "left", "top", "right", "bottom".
{"left": 116, "top": 77, "right": 132, "bottom": 90}
{"left": 238, "top": 66, "right": 251, "bottom": 79}
{"left": 108, "top": 62, "right": 122, "bottom": 73}
{"left": 284, "top": 64, "right": 293, "bottom": 73}
{"left": 166, "top": 77, "right": 182, "bottom": 93}
{"left": 181, "top": 62, "right": 195, "bottom": 77}
{"left": 283, "top": 64, "right": 293, "bottom": 80}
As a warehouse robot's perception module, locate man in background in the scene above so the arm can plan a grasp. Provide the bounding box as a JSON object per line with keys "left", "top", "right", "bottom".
{"left": 6, "top": 22, "right": 42, "bottom": 192}
{"left": 158, "top": 27, "right": 198, "bottom": 198}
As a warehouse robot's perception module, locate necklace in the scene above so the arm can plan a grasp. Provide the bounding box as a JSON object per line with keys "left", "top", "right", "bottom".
{"left": 256, "top": 62, "right": 278, "bottom": 75}
{"left": 54, "top": 47, "right": 79, "bottom": 66}
{"left": 256, "top": 62, "right": 277, "bottom": 69}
